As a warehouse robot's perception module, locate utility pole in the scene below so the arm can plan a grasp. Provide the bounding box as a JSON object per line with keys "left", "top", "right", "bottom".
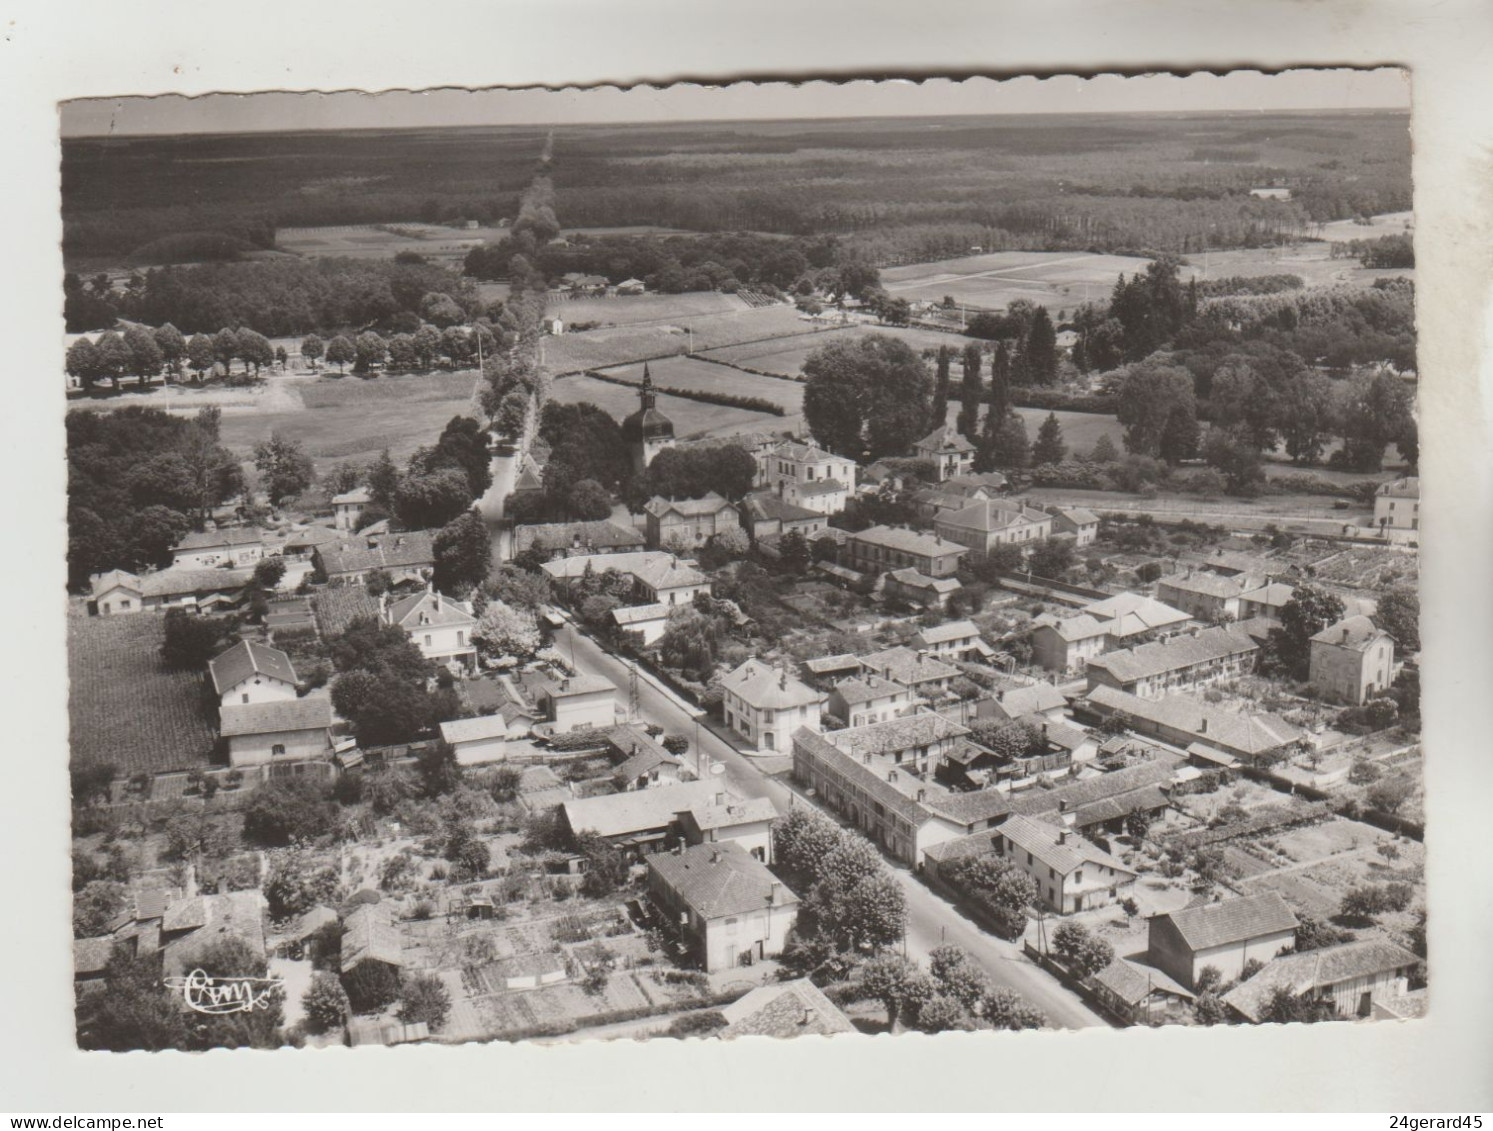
{"left": 628, "top": 662, "right": 640, "bottom": 722}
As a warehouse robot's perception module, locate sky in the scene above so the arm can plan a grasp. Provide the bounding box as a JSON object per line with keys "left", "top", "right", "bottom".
{"left": 60, "top": 69, "right": 1409, "bottom": 138}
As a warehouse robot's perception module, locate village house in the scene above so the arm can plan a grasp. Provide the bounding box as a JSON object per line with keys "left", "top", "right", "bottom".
{"left": 609, "top": 602, "right": 675, "bottom": 646}
{"left": 89, "top": 567, "right": 254, "bottom": 616}
{"left": 1156, "top": 570, "right": 1261, "bottom": 622}
{"left": 823, "top": 710, "right": 970, "bottom": 777}
{"left": 616, "top": 277, "right": 646, "bottom": 295}
{"left": 219, "top": 695, "right": 335, "bottom": 768}
{"left": 978, "top": 682, "right": 1070, "bottom": 725}
{"left": 1030, "top": 612, "right": 1111, "bottom": 673}
{"left": 884, "top": 568, "right": 962, "bottom": 609}
{"left": 1221, "top": 938, "right": 1422, "bottom": 1022}
{"left": 943, "top": 472, "right": 1009, "bottom": 498}
{"left": 827, "top": 673, "right": 912, "bottom": 728}
{"left": 717, "top": 978, "right": 857, "bottom": 1039}
{"left": 1238, "top": 581, "right": 1296, "bottom": 622}
{"left": 89, "top": 569, "right": 145, "bottom": 616}
{"left": 340, "top": 902, "right": 404, "bottom": 983}
{"left": 643, "top": 493, "right": 741, "bottom": 550}
{"left": 607, "top": 724, "right": 691, "bottom": 791}
{"left": 738, "top": 490, "right": 827, "bottom": 541}
{"left": 1083, "top": 591, "right": 1195, "bottom": 641}
{"left": 511, "top": 519, "right": 646, "bottom": 561}
{"left": 1004, "top": 758, "right": 1177, "bottom": 839}
{"left": 845, "top": 525, "right": 967, "bottom": 578}
{"left": 1079, "top": 685, "right": 1305, "bottom": 764}
{"left": 560, "top": 780, "right": 721, "bottom": 856}
{"left": 861, "top": 646, "right": 960, "bottom": 700}
{"left": 986, "top": 814, "right": 1138, "bottom": 914}
{"left": 910, "top": 486, "right": 979, "bottom": 521}
{"left": 646, "top": 842, "right": 800, "bottom": 972}
{"left": 1373, "top": 477, "right": 1419, "bottom": 532}
{"left": 330, "top": 487, "right": 372, "bottom": 532}
{"left": 913, "top": 422, "right": 977, "bottom": 481}
{"left": 1147, "top": 891, "right": 1300, "bottom": 991}
{"left": 755, "top": 439, "right": 857, "bottom": 515}
{"left": 721, "top": 658, "right": 824, "bottom": 755}
{"left": 679, "top": 796, "right": 779, "bottom": 864}
{"left": 535, "top": 672, "right": 618, "bottom": 733}
{"left": 1050, "top": 506, "right": 1101, "bottom": 547}
{"left": 1090, "top": 959, "right": 1196, "bottom": 1026}
{"left": 540, "top": 551, "right": 712, "bottom": 608}
{"left": 621, "top": 367, "right": 676, "bottom": 473}
{"left": 170, "top": 527, "right": 265, "bottom": 570}
{"left": 1085, "top": 624, "right": 1259, "bottom": 699}
{"left": 315, "top": 529, "right": 436, "bottom": 586}
{"left": 208, "top": 640, "right": 299, "bottom": 706}
{"left": 382, "top": 588, "right": 477, "bottom": 671}
{"left": 801, "top": 653, "right": 868, "bottom": 686}
{"left": 909, "top": 619, "right": 993, "bottom": 662}
{"left": 438, "top": 715, "right": 509, "bottom": 766}
{"left": 1309, "top": 615, "right": 1397, "bottom": 704}
{"left": 934, "top": 499, "right": 1054, "bottom": 558}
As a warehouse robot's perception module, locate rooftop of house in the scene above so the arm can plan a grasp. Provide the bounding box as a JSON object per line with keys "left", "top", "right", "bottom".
{"left": 1154, "top": 890, "right": 1299, "bottom": 953}
{"left": 73, "top": 937, "right": 115, "bottom": 977}
{"left": 722, "top": 658, "right": 823, "bottom": 710}
{"left": 1087, "top": 624, "right": 1259, "bottom": 685}
{"left": 340, "top": 902, "right": 404, "bottom": 971}
{"left": 218, "top": 694, "right": 333, "bottom": 738}
{"left": 998, "top": 813, "right": 1135, "bottom": 877}
{"left": 513, "top": 519, "right": 646, "bottom": 555}
{"left": 887, "top": 567, "right": 962, "bottom": 594}
{"left": 936, "top": 499, "right": 1051, "bottom": 534}
{"left": 765, "top": 439, "right": 845, "bottom": 465}
{"left": 825, "top": 709, "right": 970, "bottom": 759}
{"left": 161, "top": 891, "right": 265, "bottom": 979}
{"left": 649, "top": 841, "right": 800, "bottom": 920}
{"left": 1157, "top": 571, "right": 1261, "bottom": 599}
{"left": 741, "top": 491, "right": 824, "bottom": 525}
{"left": 208, "top": 640, "right": 298, "bottom": 695}
{"left": 719, "top": 978, "right": 858, "bottom": 1039}
{"left": 1220, "top": 938, "right": 1420, "bottom": 1021}
{"left": 915, "top": 423, "right": 977, "bottom": 454}
{"left": 860, "top": 645, "right": 960, "bottom": 687}
{"left": 174, "top": 527, "right": 264, "bottom": 552}
{"left": 438, "top": 714, "right": 510, "bottom": 745}
{"left": 611, "top": 602, "right": 673, "bottom": 626}
{"left": 943, "top": 472, "right": 1008, "bottom": 495}
{"left": 331, "top": 487, "right": 372, "bottom": 505}
{"left": 1375, "top": 477, "right": 1419, "bottom": 499}
{"left": 540, "top": 672, "right": 616, "bottom": 698}
{"left": 1240, "top": 582, "right": 1297, "bottom": 607}
{"left": 794, "top": 477, "right": 850, "bottom": 498}
{"left": 803, "top": 653, "right": 867, "bottom": 677}
{"left": 1033, "top": 612, "right": 1110, "bottom": 642}
{"left": 139, "top": 568, "right": 255, "bottom": 599}
{"left": 1310, "top": 615, "right": 1391, "bottom": 652}
{"left": 1092, "top": 959, "right": 1195, "bottom": 1005}
{"left": 792, "top": 726, "right": 940, "bottom": 822}
{"left": 911, "top": 619, "right": 983, "bottom": 647}
{"left": 1084, "top": 684, "right": 1304, "bottom": 756}
{"left": 848, "top": 524, "right": 968, "bottom": 559}
{"left": 386, "top": 588, "right": 476, "bottom": 630}
{"left": 91, "top": 568, "right": 143, "bottom": 596}
{"left": 997, "top": 682, "right": 1068, "bottom": 718}
{"left": 831, "top": 673, "right": 911, "bottom": 706}
{"left": 317, "top": 529, "right": 436, "bottom": 576}
{"left": 561, "top": 780, "right": 720, "bottom": 839}
{"left": 1082, "top": 591, "right": 1193, "bottom": 637}
{"left": 541, "top": 551, "right": 707, "bottom": 590}
{"left": 1056, "top": 507, "right": 1101, "bottom": 527}
{"left": 685, "top": 795, "right": 778, "bottom": 832}
{"left": 643, "top": 492, "right": 734, "bottom": 520}
{"left": 1006, "top": 758, "right": 1178, "bottom": 820}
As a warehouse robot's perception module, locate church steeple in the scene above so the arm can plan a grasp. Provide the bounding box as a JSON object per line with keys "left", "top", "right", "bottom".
{"left": 639, "top": 363, "right": 656, "bottom": 411}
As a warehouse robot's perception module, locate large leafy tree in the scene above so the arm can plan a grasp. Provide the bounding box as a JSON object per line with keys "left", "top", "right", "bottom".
{"left": 955, "top": 342, "right": 983, "bottom": 441}
{"left": 802, "top": 334, "right": 932, "bottom": 460}
{"left": 395, "top": 467, "right": 473, "bottom": 530}
{"left": 1116, "top": 361, "right": 1197, "bottom": 457}
{"left": 1374, "top": 585, "right": 1419, "bottom": 653}
{"left": 432, "top": 509, "right": 493, "bottom": 595}
{"left": 254, "top": 432, "right": 316, "bottom": 503}
{"left": 1269, "top": 584, "right": 1347, "bottom": 681}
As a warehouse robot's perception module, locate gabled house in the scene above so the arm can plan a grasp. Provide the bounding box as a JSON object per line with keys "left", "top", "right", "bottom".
{"left": 827, "top": 673, "right": 911, "bottom": 728}
{"left": 560, "top": 780, "right": 720, "bottom": 855}
{"left": 986, "top": 814, "right": 1138, "bottom": 914}
{"left": 823, "top": 710, "right": 970, "bottom": 777}
{"left": 438, "top": 714, "right": 510, "bottom": 766}
{"left": 382, "top": 587, "right": 477, "bottom": 671}
{"left": 1309, "top": 615, "right": 1396, "bottom": 705}
{"left": 910, "top": 619, "right": 992, "bottom": 661}
{"left": 739, "top": 490, "right": 828, "bottom": 541}
{"left": 1373, "top": 477, "right": 1419, "bottom": 532}
{"left": 1239, "top": 582, "right": 1296, "bottom": 622}
{"left": 331, "top": 487, "right": 372, "bottom": 532}
{"left": 1050, "top": 507, "right": 1100, "bottom": 547}
{"left": 679, "top": 796, "right": 779, "bottom": 864}
{"left": 540, "top": 551, "right": 712, "bottom": 608}
{"left": 1079, "top": 685, "right": 1305, "bottom": 764}
{"left": 1147, "top": 891, "right": 1299, "bottom": 990}
{"left": 859, "top": 646, "right": 959, "bottom": 702}
{"left": 219, "top": 695, "right": 334, "bottom": 768}
{"left": 721, "top": 658, "right": 824, "bottom": 755}
{"left": 884, "top": 568, "right": 962, "bottom": 610}
{"left": 340, "top": 902, "right": 404, "bottom": 980}
{"left": 1085, "top": 624, "right": 1259, "bottom": 699}
{"left": 718, "top": 978, "right": 857, "bottom": 1038}
{"left": 512, "top": 519, "right": 645, "bottom": 561}
{"left": 608, "top": 724, "right": 690, "bottom": 791}
{"left": 90, "top": 569, "right": 145, "bottom": 616}
{"left": 1031, "top": 612, "right": 1111, "bottom": 673}
{"left": 1081, "top": 591, "right": 1193, "bottom": 641}
{"left": 535, "top": 673, "right": 618, "bottom": 733}
{"left": 160, "top": 890, "right": 267, "bottom": 980}
{"left": 934, "top": 500, "right": 1053, "bottom": 558}
{"left": 1156, "top": 571, "right": 1261, "bottom": 622}
{"left": 170, "top": 527, "right": 265, "bottom": 570}
{"left": 844, "top": 525, "right": 967, "bottom": 578}
{"left": 315, "top": 529, "right": 436, "bottom": 586}
{"left": 646, "top": 842, "right": 800, "bottom": 972}
{"left": 1221, "top": 938, "right": 1421, "bottom": 1022}
{"left": 755, "top": 440, "right": 857, "bottom": 515}
{"left": 208, "top": 640, "right": 299, "bottom": 706}
{"left": 978, "top": 682, "right": 1069, "bottom": 725}
{"left": 913, "top": 422, "right": 976, "bottom": 482}
{"left": 644, "top": 493, "right": 741, "bottom": 550}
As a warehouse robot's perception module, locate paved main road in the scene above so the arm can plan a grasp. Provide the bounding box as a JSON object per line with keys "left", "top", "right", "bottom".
{"left": 550, "top": 619, "right": 1109, "bottom": 1031}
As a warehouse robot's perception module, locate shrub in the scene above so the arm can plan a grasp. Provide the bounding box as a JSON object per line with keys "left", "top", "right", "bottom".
{"left": 342, "top": 961, "right": 402, "bottom": 1013}
{"left": 301, "top": 972, "right": 350, "bottom": 1035}
{"left": 397, "top": 972, "right": 452, "bottom": 1031}
{"left": 665, "top": 1010, "right": 728, "bottom": 1038}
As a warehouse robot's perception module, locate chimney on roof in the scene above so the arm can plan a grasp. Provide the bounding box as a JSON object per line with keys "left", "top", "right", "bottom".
{"left": 916, "top": 788, "right": 926, "bottom": 803}
{"left": 710, "top": 849, "right": 722, "bottom": 864}
{"left": 1059, "top": 799, "right": 1069, "bottom": 812}
{"left": 715, "top": 792, "right": 725, "bottom": 806}
{"left": 769, "top": 880, "right": 781, "bottom": 905}
{"left": 779, "top": 670, "right": 788, "bottom": 690}
{"left": 888, "top": 770, "right": 898, "bottom": 782}
{"left": 862, "top": 752, "right": 872, "bottom": 765}
{"left": 560, "top": 678, "right": 570, "bottom": 692}
{"left": 1199, "top": 718, "right": 1208, "bottom": 734}
{"left": 1058, "top": 830, "right": 1068, "bottom": 845}
{"left": 801, "top": 1008, "right": 813, "bottom": 1026}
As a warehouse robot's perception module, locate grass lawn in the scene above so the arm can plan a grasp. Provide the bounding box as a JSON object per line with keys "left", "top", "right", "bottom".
{"left": 544, "top": 304, "right": 814, "bottom": 374}
{"left": 549, "top": 373, "right": 783, "bottom": 439}
{"left": 701, "top": 324, "right": 979, "bottom": 377}
{"left": 68, "top": 611, "right": 218, "bottom": 775}
{"left": 882, "top": 250, "right": 1158, "bottom": 309}
{"left": 597, "top": 356, "right": 803, "bottom": 413}
{"left": 554, "top": 291, "right": 749, "bottom": 326}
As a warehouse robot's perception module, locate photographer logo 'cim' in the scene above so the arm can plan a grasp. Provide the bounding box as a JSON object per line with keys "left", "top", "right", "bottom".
{"left": 164, "top": 969, "right": 285, "bottom": 1015}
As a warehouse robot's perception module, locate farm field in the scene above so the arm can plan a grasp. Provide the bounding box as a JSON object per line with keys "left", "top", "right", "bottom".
{"left": 276, "top": 222, "right": 493, "bottom": 262}
{"left": 68, "top": 610, "right": 218, "bottom": 775}
{"left": 882, "top": 250, "right": 1159, "bottom": 310}
{"left": 701, "top": 323, "right": 978, "bottom": 377}
{"left": 544, "top": 304, "right": 816, "bottom": 374}
{"left": 549, "top": 374, "right": 783, "bottom": 439}
{"left": 596, "top": 356, "right": 804, "bottom": 413}
{"left": 1195, "top": 242, "right": 1412, "bottom": 290}
{"left": 553, "top": 291, "right": 750, "bottom": 326}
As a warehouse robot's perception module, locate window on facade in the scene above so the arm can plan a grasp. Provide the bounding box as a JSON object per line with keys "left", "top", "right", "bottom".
{"left": 272, "top": 743, "right": 286, "bottom": 756}
{"left": 1048, "top": 867, "right": 1056, "bottom": 880}
{"left": 1027, "top": 852, "right": 1034, "bottom": 866}
{"left": 457, "top": 631, "right": 465, "bottom": 646}
{"left": 1075, "top": 870, "right": 1083, "bottom": 884}
{"left": 424, "top": 635, "right": 432, "bottom": 647}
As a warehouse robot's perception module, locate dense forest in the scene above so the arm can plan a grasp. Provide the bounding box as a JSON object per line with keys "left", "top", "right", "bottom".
{"left": 63, "top": 111, "right": 1411, "bottom": 270}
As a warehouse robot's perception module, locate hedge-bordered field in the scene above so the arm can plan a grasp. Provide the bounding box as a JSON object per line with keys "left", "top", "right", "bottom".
{"left": 68, "top": 610, "right": 218, "bottom": 775}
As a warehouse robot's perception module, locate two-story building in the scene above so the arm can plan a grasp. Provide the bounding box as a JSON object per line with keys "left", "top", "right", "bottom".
{"left": 644, "top": 493, "right": 741, "bottom": 550}
{"left": 678, "top": 796, "right": 779, "bottom": 865}
{"left": 1085, "top": 624, "right": 1259, "bottom": 699}
{"left": 827, "top": 673, "right": 911, "bottom": 728}
{"left": 560, "top": 780, "right": 719, "bottom": 856}
{"left": 1147, "top": 892, "right": 1300, "bottom": 990}
{"left": 721, "top": 658, "right": 824, "bottom": 755}
{"left": 822, "top": 710, "right": 970, "bottom": 778}
{"left": 1050, "top": 507, "right": 1100, "bottom": 547}
{"left": 315, "top": 529, "right": 436, "bottom": 586}
{"left": 1221, "top": 938, "right": 1422, "bottom": 1022}
{"left": 512, "top": 520, "right": 646, "bottom": 562}
{"left": 913, "top": 423, "right": 976, "bottom": 482}
{"left": 844, "top": 526, "right": 967, "bottom": 578}
{"left": 934, "top": 500, "right": 1053, "bottom": 558}
{"left": 1308, "top": 615, "right": 1397, "bottom": 704}
{"left": 1156, "top": 571, "right": 1261, "bottom": 622}
{"left": 383, "top": 588, "right": 478, "bottom": 671}
{"left": 1238, "top": 582, "right": 1296, "bottom": 622}
{"left": 738, "top": 490, "right": 828, "bottom": 541}
{"left": 331, "top": 488, "right": 372, "bottom": 532}
{"left": 208, "top": 640, "right": 300, "bottom": 706}
{"left": 1373, "top": 477, "right": 1419, "bottom": 533}
{"left": 170, "top": 527, "right": 265, "bottom": 570}
{"left": 909, "top": 619, "right": 992, "bottom": 662}
{"left": 755, "top": 440, "right": 857, "bottom": 515}
{"left": 985, "top": 814, "right": 1138, "bottom": 914}
{"left": 220, "top": 695, "right": 334, "bottom": 768}
{"left": 540, "top": 551, "right": 712, "bottom": 609}
{"left": 646, "top": 842, "right": 800, "bottom": 972}
{"left": 535, "top": 673, "right": 618, "bottom": 733}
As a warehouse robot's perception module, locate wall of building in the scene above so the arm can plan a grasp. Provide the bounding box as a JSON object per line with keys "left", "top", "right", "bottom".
{"left": 221, "top": 676, "right": 299, "bottom": 708}
{"left": 453, "top": 735, "right": 507, "bottom": 766}
{"left": 1148, "top": 919, "right": 1296, "bottom": 990}
{"left": 1310, "top": 638, "right": 1395, "bottom": 705}
{"left": 227, "top": 727, "right": 330, "bottom": 768}
{"left": 548, "top": 689, "right": 617, "bottom": 733}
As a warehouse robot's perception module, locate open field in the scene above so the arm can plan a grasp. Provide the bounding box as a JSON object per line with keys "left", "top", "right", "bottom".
{"left": 544, "top": 304, "right": 816, "bottom": 374}
{"left": 883, "top": 250, "right": 1159, "bottom": 310}
{"left": 597, "top": 356, "right": 804, "bottom": 413}
{"left": 1194, "top": 241, "right": 1412, "bottom": 290}
{"left": 553, "top": 291, "right": 750, "bottom": 326}
{"left": 701, "top": 323, "right": 977, "bottom": 377}
{"left": 68, "top": 610, "right": 218, "bottom": 774}
{"left": 277, "top": 223, "right": 494, "bottom": 262}
{"left": 549, "top": 374, "right": 781, "bottom": 439}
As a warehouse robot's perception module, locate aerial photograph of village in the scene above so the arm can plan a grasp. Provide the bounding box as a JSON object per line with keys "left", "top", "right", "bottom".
{"left": 60, "top": 71, "right": 1425, "bottom": 1052}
